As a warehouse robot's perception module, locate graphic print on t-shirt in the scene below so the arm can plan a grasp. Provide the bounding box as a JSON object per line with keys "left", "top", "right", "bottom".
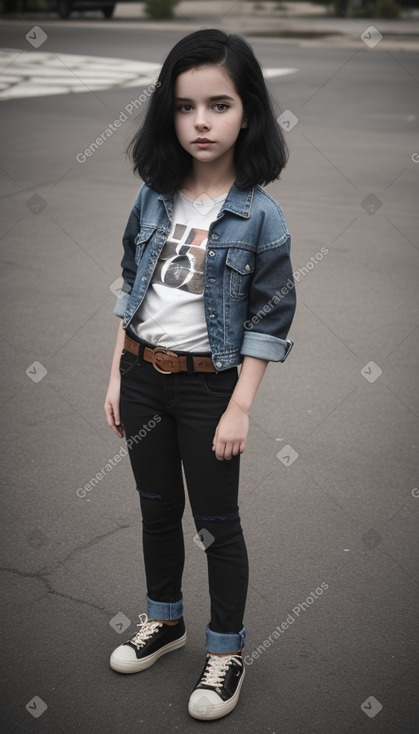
{"left": 153, "top": 222, "right": 208, "bottom": 295}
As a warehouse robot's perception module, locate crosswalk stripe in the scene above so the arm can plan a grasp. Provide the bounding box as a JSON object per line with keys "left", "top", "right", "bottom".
{"left": 0, "top": 49, "right": 161, "bottom": 100}
{"left": 0, "top": 48, "right": 297, "bottom": 101}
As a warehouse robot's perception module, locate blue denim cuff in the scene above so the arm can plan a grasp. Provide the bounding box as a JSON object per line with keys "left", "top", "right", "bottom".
{"left": 146, "top": 595, "right": 183, "bottom": 621}
{"left": 113, "top": 289, "right": 130, "bottom": 318}
{"left": 205, "top": 624, "right": 246, "bottom": 653}
{"left": 241, "top": 331, "right": 294, "bottom": 362}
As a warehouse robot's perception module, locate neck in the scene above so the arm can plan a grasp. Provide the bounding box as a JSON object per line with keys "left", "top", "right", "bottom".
{"left": 182, "top": 158, "right": 236, "bottom": 199}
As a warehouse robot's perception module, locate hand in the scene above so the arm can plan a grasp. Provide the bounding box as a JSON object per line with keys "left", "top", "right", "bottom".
{"left": 104, "top": 375, "right": 124, "bottom": 438}
{"left": 212, "top": 400, "right": 249, "bottom": 461}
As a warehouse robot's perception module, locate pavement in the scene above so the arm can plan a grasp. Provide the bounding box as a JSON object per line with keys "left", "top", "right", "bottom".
{"left": 0, "top": 7, "right": 419, "bottom": 734}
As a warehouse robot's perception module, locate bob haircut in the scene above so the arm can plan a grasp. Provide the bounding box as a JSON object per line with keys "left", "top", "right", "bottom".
{"left": 126, "top": 29, "right": 289, "bottom": 193}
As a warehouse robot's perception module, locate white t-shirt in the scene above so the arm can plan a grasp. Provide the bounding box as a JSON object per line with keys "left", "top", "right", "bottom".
{"left": 129, "top": 190, "right": 227, "bottom": 352}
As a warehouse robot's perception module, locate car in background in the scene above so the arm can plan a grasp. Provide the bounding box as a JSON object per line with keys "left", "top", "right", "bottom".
{"left": 2, "top": 1, "right": 117, "bottom": 18}
{"left": 55, "top": 1, "right": 116, "bottom": 18}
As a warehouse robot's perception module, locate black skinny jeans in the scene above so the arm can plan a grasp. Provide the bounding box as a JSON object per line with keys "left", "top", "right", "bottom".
{"left": 119, "top": 339, "right": 249, "bottom": 644}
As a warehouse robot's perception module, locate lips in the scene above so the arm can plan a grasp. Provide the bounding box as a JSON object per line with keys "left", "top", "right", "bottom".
{"left": 192, "top": 138, "right": 214, "bottom": 143}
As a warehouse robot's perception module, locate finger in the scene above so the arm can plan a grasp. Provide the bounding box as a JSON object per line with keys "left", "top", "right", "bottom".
{"left": 212, "top": 426, "right": 219, "bottom": 449}
{"left": 223, "top": 443, "right": 233, "bottom": 461}
{"left": 215, "top": 441, "right": 226, "bottom": 461}
{"left": 105, "top": 410, "right": 115, "bottom": 430}
{"left": 105, "top": 404, "right": 124, "bottom": 437}
{"left": 108, "top": 419, "right": 119, "bottom": 436}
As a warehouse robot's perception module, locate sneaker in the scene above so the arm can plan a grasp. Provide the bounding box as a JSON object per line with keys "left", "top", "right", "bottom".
{"left": 110, "top": 613, "right": 186, "bottom": 673}
{"left": 188, "top": 652, "right": 245, "bottom": 720}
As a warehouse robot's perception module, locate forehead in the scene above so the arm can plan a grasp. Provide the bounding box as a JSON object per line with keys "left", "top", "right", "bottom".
{"left": 174, "top": 65, "right": 238, "bottom": 97}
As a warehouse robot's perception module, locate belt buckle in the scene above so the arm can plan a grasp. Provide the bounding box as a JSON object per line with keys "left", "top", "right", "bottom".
{"left": 151, "top": 346, "right": 175, "bottom": 374}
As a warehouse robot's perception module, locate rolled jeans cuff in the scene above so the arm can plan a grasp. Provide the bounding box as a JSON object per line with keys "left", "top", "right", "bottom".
{"left": 205, "top": 624, "right": 246, "bottom": 653}
{"left": 146, "top": 595, "right": 183, "bottom": 621}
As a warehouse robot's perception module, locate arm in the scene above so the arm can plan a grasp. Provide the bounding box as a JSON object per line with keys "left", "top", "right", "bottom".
{"left": 212, "top": 356, "right": 268, "bottom": 461}
{"left": 241, "top": 235, "right": 296, "bottom": 362}
{"left": 106, "top": 187, "right": 144, "bottom": 435}
{"left": 104, "top": 320, "right": 126, "bottom": 438}
{"left": 113, "top": 184, "right": 145, "bottom": 319}
{"left": 212, "top": 230, "right": 296, "bottom": 459}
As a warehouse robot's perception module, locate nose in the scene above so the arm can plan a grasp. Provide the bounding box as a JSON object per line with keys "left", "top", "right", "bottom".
{"left": 194, "top": 105, "right": 210, "bottom": 130}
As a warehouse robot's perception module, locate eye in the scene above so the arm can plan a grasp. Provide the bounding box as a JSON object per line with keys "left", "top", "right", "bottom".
{"left": 214, "top": 103, "right": 229, "bottom": 112}
{"left": 176, "top": 104, "right": 193, "bottom": 113}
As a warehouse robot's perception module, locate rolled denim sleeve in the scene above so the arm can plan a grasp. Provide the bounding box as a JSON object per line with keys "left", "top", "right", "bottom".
{"left": 113, "top": 279, "right": 132, "bottom": 318}
{"left": 113, "top": 191, "right": 142, "bottom": 319}
{"left": 241, "top": 235, "right": 296, "bottom": 362}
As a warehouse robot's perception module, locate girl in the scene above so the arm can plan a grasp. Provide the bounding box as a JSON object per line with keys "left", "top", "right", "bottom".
{"left": 104, "top": 29, "right": 296, "bottom": 721}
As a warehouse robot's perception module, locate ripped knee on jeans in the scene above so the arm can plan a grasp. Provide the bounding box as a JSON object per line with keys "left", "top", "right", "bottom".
{"left": 137, "top": 486, "right": 163, "bottom": 501}
{"left": 193, "top": 509, "right": 239, "bottom": 522}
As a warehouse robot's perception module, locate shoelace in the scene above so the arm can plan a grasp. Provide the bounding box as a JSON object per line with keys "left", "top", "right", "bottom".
{"left": 129, "top": 613, "right": 163, "bottom": 649}
{"left": 199, "top": 654, "right": 242, "bottom": 693}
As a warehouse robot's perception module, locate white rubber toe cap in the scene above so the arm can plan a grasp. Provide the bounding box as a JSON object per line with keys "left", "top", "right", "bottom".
{"left": 189, "top": 690, "right": 222, "bottom": 707}
{"left": 111, "top": 644, "right": 136, "bottom": 663}
{"left": 110, "top": 644, "right": 140, "bottom": 673}
{"left": 188, "top": 666, "right": 245, "bottom": 720}
{"left": 188, "top": 689, "right": 232, "bottom": 720}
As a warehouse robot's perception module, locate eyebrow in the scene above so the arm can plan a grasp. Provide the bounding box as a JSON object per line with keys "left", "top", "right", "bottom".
{"left": 174, "top": 95, "right": 235, "bottom": 102}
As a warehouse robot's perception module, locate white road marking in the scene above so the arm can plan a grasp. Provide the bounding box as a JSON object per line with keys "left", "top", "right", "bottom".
{"left": 264, "top": 67, "right": 298, "bottom": 79}
{"left": 0, "top": 49, "right": 297, "bottom": 101}
{"left": 0, "top": 49, "right": 161, "bottom": 100}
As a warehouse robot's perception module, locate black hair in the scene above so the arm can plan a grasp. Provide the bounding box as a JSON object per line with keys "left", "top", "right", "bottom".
{"left": 126, "top": 29, "right": 289, "bottom": 193}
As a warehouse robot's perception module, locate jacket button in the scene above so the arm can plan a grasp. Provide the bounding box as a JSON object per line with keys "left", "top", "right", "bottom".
{"left": 209, "top": 313, "right": 216, "bottom": 319}
{"left": 211, "top": 234, "right": 219, "bottom": 240}
{"left": 245, "top": 264, "right": 251, "bottom": 271}
{"left": 209, "top": 250, "right": 215, "bottom": 257}
{"left": 216, "top": 361, "right": 222, "bottom": 368}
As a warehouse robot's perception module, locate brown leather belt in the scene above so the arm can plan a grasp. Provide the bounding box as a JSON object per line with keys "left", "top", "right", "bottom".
{"left": 124, "top": 334, "right": 216, "bottom": 374}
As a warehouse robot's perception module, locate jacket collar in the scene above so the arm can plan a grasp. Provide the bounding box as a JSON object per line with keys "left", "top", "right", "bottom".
{"left": 158, "top": 182, "right": 254, "bottom": 221}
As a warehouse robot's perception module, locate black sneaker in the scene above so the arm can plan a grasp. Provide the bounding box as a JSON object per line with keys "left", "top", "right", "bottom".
{"left": 110, "top": 613, "right": 186, "bottom": 673}
{"left": 188, "top": 652, "right": 245, "bottom": 720}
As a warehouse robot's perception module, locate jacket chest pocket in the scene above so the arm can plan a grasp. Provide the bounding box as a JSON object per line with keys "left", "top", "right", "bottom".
{"left": 134, "top": 226, "right": 155, "bottom": 265}
{"left": 226, "top": 248, "right": 255, "bottom": 299}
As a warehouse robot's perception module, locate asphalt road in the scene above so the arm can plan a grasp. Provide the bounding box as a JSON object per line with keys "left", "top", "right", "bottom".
{"left": 1, "top": 13, "right": 418, "bottom": 734}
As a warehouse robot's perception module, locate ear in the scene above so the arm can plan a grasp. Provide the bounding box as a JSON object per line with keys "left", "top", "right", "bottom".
{"left": 241, "top": 118, "right": 248, "bottom": 129}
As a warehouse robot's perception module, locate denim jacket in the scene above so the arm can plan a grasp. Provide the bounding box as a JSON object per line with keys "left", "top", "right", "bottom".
{"left": 114, "top": 181, "right": 296, "bottom": 371}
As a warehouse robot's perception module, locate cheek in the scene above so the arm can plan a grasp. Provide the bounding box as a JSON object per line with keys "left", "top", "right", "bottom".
{"left": 222, "top": 118, "right": 244, "bottom": 142}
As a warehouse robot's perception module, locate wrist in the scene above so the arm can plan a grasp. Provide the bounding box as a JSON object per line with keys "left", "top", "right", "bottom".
{"left": 227, "top": 397, "right": 250, "bottom": 415}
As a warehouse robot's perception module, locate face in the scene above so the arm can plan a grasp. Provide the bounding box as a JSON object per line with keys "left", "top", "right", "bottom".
{"left": 173, "top": 65, "right": 247, "bottom": 170}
